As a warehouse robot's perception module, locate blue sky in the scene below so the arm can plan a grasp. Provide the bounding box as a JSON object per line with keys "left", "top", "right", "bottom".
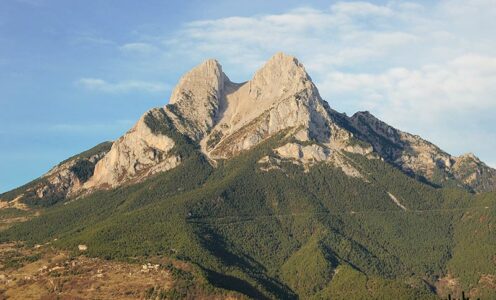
{"left": 1, "top": 0, "right": 495, "bottom": 193}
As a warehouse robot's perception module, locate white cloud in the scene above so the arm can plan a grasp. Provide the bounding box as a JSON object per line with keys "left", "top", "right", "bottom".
{"left": 72, "top": 33, "right": 115, "bottom": 46}
{"left": 120, "top": 42, "right": 158, "bottom": 54}
{"left": 318, "top": 54, "right": 496, "bottom": 123}
{"left": 0, "top": 120, "right": 136, "bottom": 137}
{"left": 162, "top": 2, "right": 441, "bottom": 76}
{"left": 330, "top": 1, "right": 394, "bottom": 17}
{"left": 47, "top": 120, "right": 135, "bottom": 133}
{"left": 76, "top": 78, "right": 169, "bottom": 93}
{"left": 163, "top": 0, "right": 496, "bottom": 72}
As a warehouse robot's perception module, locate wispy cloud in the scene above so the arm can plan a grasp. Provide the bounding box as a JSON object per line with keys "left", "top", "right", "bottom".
{"left": 119, "top": 42, "right": 159, "bottom": 54}
{"left": 76, "top": 78, "right": 169, "bottom": 94}
{"left": 164, "top": 2, "right": 429, "bottom": 72}
{"left": 71, "top": 34, "right": 115, "bottom": 46}
{"left": 0, "top": 120, "right": 136, "bottom": 136}
{"left": 14, "top": 0, "right": 45, "bottom": 6}
{"left": 330, "top": 1, "right": 394, "bottom": 16}
{"left": 47, "top": 120, "right": 135, "bottom": 133}
{"left": 317, "top": 54, "right": 496, "bottom": 125}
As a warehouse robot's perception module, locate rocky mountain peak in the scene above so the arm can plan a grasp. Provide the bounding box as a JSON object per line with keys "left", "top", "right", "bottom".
{"left": 166, "top": 59, "right": 229, "bottom": 140}
{"left": 249, "top": 52, "right": 316, "bottom": 103}
{"left": 452, "top": 152, "right": 496, "bottom": 192}
{"left": 169, "top": 59, "right": 224, "bottom": 107}
{"left": 352, "top": 111, "right": 373, "bottom": 118}
{"left": 350, "top": 111, "right": 402, "bottom": 145}
{"left": 457, "top": 152, "right": 480, "bottom": 162}
{"left": 255, "top": 52, "right": 305, "bottom": 76}
{"left": 195, "top": 52, "right": 346, "bottom": 159}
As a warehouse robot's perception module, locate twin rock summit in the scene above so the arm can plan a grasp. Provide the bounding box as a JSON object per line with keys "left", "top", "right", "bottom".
{"left": 5, "top": 52, "right": 496, "bottom": 205}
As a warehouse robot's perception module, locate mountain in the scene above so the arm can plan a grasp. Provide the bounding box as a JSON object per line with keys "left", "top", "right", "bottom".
{"left": 1, "top": 53, "right": 495, "bottom": 299}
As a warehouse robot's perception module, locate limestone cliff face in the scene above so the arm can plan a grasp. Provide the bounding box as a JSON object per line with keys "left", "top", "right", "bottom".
{"left": 78, "top": 53, "right": 368, "bottom": 192}
{"left": 84, "top": 109, "right": 180, "bottom": 189}
{"left": 80, "top": 60, "right": 228, "bottom": 191}
{"left": 166, "top": 59, "right": 227, "bottom": 141}
{"left": 350, "top": 111, "right": 453, "bottom": 178}
{"left": 201, "top": 52, "right": 357, "bottom": 159}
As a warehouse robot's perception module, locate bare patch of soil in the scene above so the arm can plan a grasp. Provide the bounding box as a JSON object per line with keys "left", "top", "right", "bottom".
{"left": 0, "top": 242, "right": 242, "bottom": 300}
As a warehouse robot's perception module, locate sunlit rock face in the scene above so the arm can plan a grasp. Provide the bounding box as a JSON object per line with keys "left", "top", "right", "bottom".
{"left": 166, "top": 59, "right": 228, "bottom": 141}
{"left": 199, "top": 52, "right": 358, "bottom": 160}
{"left": 349, "top": 111, "right": 496, "bottom": 192}
{"left": 84, "top": 109, "right": 180, "bottom": 190}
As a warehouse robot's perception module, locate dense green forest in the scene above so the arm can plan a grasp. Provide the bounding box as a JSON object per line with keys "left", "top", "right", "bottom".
{"left": 1, "top": 126, "right": 495, "bottom": 299}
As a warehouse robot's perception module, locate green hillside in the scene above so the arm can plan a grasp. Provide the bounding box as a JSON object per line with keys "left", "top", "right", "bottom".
{"left": 2, "top": 130, "right": 495, "bottom": 299}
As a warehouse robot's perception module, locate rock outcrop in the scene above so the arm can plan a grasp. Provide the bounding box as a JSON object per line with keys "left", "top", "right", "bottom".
{"left": 452, "top": 153, "right": 496, "bottom": 192}
{"left": 275, "top": 143, "right": 331, "bottom": 163}
{"left": 0, "top": 142, "right": 112, "bottom": 205}
{"left": 266, "top": 142, "right": 363, "bottom": 177}
{"left": 349, "top": 111, "right": 496, "bottom": 192}
{"left": 84, "top": 109, "right": 180, "bottom": 189}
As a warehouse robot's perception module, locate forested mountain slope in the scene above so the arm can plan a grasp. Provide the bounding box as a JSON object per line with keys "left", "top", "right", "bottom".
{"left": 3, "top": 133, "right": 495, "bottom": 299}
